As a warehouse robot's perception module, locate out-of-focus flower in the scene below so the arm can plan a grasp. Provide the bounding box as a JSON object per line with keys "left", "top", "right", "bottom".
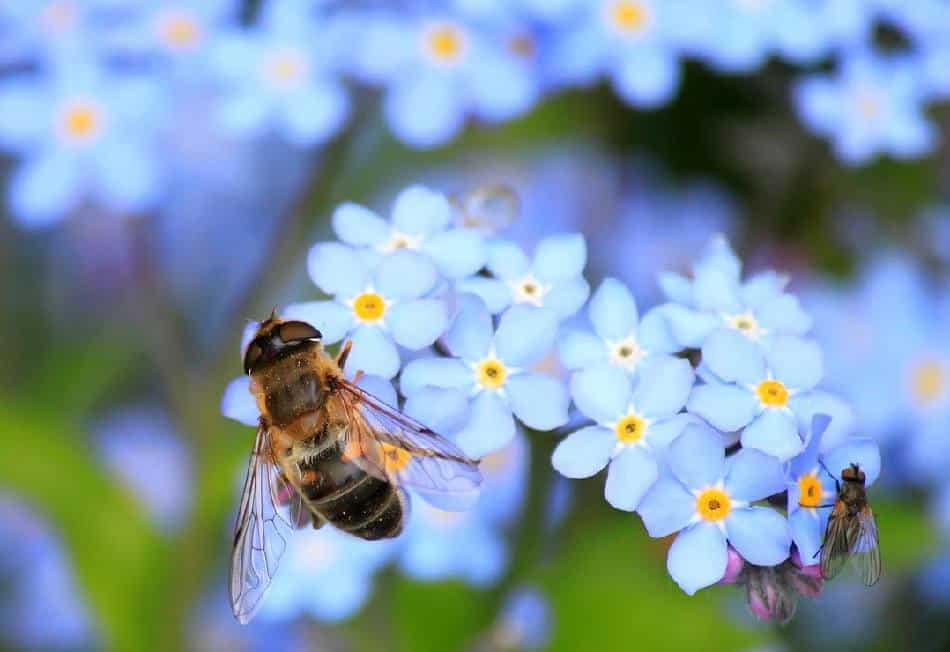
{"left": 400, "top": 296, "right": 568, "bottom": 458}
{"left": 288, "top": 245, "right": 447, "bottom": 379}
{"left": 794, "top": 51, "right": 938, "bottom": 165}
{"left": 688, "top": 330, "right": 823, "bottom": 461}
{"left": 332, "top": 185, "right": 487, "bottom": 279}
{"left": 638, "top": 424, "right": 791, "bottom": 595}
{"left": 95, "top": 403, "right": 192, "bottom": 533}
{"left": 457, "top": 234, "right": 589, "bottom": 318}
{"left": 558, "top": 277, "right": 680, "bottom": 377}
{"left": 487, "top": 586, "right": 552, "bottom": 650}
{"left": 0, "top": 64, "right": 166, "bottom": 227}
{"left": 551, "top": 359, "right": 694, "bottom": 511}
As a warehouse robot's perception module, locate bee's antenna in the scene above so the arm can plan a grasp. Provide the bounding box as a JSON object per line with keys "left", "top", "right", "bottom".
{"left": 267, "top": 306, "right": 278, "bottom": 321}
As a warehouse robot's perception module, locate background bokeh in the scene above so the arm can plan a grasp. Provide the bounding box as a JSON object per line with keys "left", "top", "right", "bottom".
{"left": 1, "top": 1, "right": 948, "bottom": 651}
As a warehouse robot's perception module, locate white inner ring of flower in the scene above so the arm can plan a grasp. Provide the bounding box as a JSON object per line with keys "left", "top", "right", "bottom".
{"left": 508, "top": 274, "right": 552, "bottom": 308}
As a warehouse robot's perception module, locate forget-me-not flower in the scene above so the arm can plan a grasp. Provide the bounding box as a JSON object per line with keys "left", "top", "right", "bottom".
{"left": 551, "top": 359, "right": 694, "bottom": 511}
{"left": 400, "top": 296, "right": 569, "bottom": 458}
{"left": 638, "top": 424, "right": 791, "bottom": 595}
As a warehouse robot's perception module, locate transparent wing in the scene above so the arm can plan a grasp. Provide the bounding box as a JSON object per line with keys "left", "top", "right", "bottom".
{"left": 819, "top": 502, "right": 854, "bottom": 581}
{"left": 854, "top": 506, "right": 882, "bottom": 586}
{"left": 335, "top": 380, "right": 482, "bottom": 511}
{"left": 229, "top": 424, "right": 304, "bottom": 624}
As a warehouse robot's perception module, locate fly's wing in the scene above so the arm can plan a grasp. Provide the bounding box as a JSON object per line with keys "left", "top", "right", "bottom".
{"left": 819, "top": 501, "right": 855, "bottom": 581}
{"left": 334, "top": 380, "right": 482, "bottom": 511}
{"left": 229, "top": 424, "right": 304, "bottom": 624}
{"left": 853, "top": 506, "right": 882, "bottom": 586}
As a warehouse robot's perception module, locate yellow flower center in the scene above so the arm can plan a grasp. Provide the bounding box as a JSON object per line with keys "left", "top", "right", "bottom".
{"left": 476, "top": 358, "right": 508, "bottom": 390}
{"left": 696, "top": 488, "right": 731, "bottom": 521}
{"left": 756, "top": 379, "right": 789, "bottom": 407}
{"left": 425, "top": 23, "right": 465, "bottom": 64}
{"left": 266, "top": 50, "right": 307, "bottom": 89}
{"left": 911, "top": 360, "right": 947, "bottom": 406}
{"left": 59, "top": 102, "right": 101, "bottom": 143}
{"left": 614, "top": 414, "right": 646, "bottom": 444}
{"left": 380, "top": 443, "right": 412, "bottom": 473}
{"left": 725, "top": 311, "right": 764, "bottom": 339}
{"left": 378, "top": 230, "right": 422, "bottom": 253}
{"left": 797, "top": 474, "right": 823, "bottom": 509}
{"left": 608, "top": 0, "right": 649, "bottom": 34}
{"left": 353, "top": 292, "right": 387, "bottom": 322}
{"left": 158, "top": 12, "right": 202, "bottom": 50}
{"left": 509, "top": 274, "right": 551, "bottom": 308}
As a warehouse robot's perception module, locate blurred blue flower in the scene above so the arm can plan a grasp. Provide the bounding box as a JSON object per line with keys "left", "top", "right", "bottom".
{"left": 332, "top": 184, "right": 487, "bottom": 279}
{"left": 688, "top": 330, "right": 823, "bottom": 461}
{"left": 489, "top": 585, "right": 552, "bottom": 650}
{"left": 400, "top": 296, "right": 569, "bottom": 458}
{"left": 552, "top": 360, "right": 694, "bottom": 511}
{"left": 660, "top": 236, "right": 812, "bottom": 349}
{"left": 286, "top": 245, "right": 447, "bottom": 379}
{"left": 786, "top": 415, "right": 881, "bottom": 564}
{"left": 638, "top": 424, "right": 791, "bottom": 595}
{"left": 0, "top": 64, "right": 165, "bottom": 227}
{"left": 457, "top": 234, "right": 589, "bottom": 318}
{"left": 559, "top": 277, "right": 680, "bottom": 376}
{"left": 794, "top": 51, "right": 938, "bottom": 165}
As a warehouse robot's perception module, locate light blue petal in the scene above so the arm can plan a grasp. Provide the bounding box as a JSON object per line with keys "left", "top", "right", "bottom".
{"left": 822, "top": 438, "right": 881, "bottom": 486}
{"left": 404, "top": 387, "right": 470, "bottom": 435}
{"left": 570, "top": 365, "right": 631, "bottom": 424}
{"left": 494, "top": 305, "right": 558, "bottom": 368}
{"left": 443, "top": 294, "right": 493, "bottom": 361}
{"left": 357, "top": 374, "right": 397, "bottom": 408}
{"left": 455, "top": 277, "right": 512, "bottom": 314}
{"left": 383, "top": 74, "right": 464, "bottom": 148}
{"left": 661, "top": 304, "right": 721, "bottom": 348}
{"left": 589, "top": 278, "right": 638, "bottom": 340}
{"left": 332, "top": 202, "right": 388, "bottom": 248}
{"left": 766, "top": 336, "right": 823, "bottom": 391}
{"left": 551, "top": 425, "right": 614, "bottom": 478}
{"left": 724, "top": 449, "right": 786, "bottom": 501}
{"left": 692, "top": 264, "right": 742, "bottom": 314}
{"left": 9, "top": 150, "right": 82, "bottom": 228}
{"left": 789, "top": 508, "right": 825, "bottom": 564}
{"left": 376, "top": 249, "right": 438, "bottom": 300}
{"left": 687, "top": 383, "right": 758, "bottom": 432}
{"left": 702, "top": 328, "right": 766, "bottom": 385}
{"left": 638, "top": 307, "right": 678, "bottom": 355}
{"left": 741, "top": 410, "right": 803, "bottom": 462}
{"left": 612, "top": 47, "right": 680, "bottom": 108}
{"left": 507, "top": 373, "right": 569, "bottom": 430}
{"left": 347, "top": 325, "right": 400, "bottom": 379}
{"left": 221, "top": 376, "right": 260, "bottom": 426}
{"left": 305, "top": 572, "right": 371, "bottom": 622}
{"left": 757, "top": 294, "right": 812, "bottom": 335}
{"left": 725, "top": 507, "right": 791, "bottom": 566}
{"left": 668, "top": 423, "right": 725, "bottom": 490}
{"left": 638, "top": 476, "right": 696, "bottom": 538}
{"left": 789, "top": 414, "right": 829, "bottom": 480}
{"left": 667, "top": 523, "right": 728, "bottom": 595}
{"left": 645, "top": 413, "right": 702, "bottom": 449}
{"left": 791, "top": 391, "right": 857, "bottom": 453}
{"left": 658, "top": 272, "right": 693, "bottom": 305}
{"left": 455, "top": 391, "right": 516, "bottom": 459}
{"left": 423, "top": 229, "right": 487, "bottom": 279}
{"left": 631, "top": 356, "right": 694, "bottom": 419}
{"left": 740, "top": 271, "right": 788, "bottom": 309}
{"left": 399, "top": 357, "right": 472, "bottom": 395}
{"left": 558, "top": 330, "right": 606, "bottom": 370}
{"left": 388, "top": 299, "right": 447, "bottom": 350}
{"left": 461, "top": 528, "right": 508, "bottom": 586}
{"left": 216, "top": 92, "right": 271, "bottom": 138}
{"left": 281, "top": 82, "right": 348, "bottom": 146}
{"left": 391, "top": 184, "right": 452, "bottom": 235}
{"left": 469, "top": 50, "right": 538, "bottom": 121}
{"left": 487, "top": 240, "right": 530, "bottom": 280}
{"left": 307, "top": 242, "right": 369, "bottom": 298}
{"left": 542, "top": 277, "right": 590, "bottom": 319}
{"left": 91, "top": 141, "right": 161, "bottom": 211}
{"left": 532, "top": 233, "right": 586, "bottom": 283}
{"left": 282, "top": 300, "right": 354, "bottom": 344}
{"left": 605, "top": 447, "right": 658, "bottom": 512}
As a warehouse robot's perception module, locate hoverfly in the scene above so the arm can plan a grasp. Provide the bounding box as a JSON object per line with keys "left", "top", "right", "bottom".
{"left": 819, "top": 462, "right": 881, "bottom": 586}
{"left": 229, "top": 314, "right": 482, "bottom": 624}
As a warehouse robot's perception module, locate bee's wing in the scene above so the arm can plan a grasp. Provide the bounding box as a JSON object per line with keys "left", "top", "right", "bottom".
{"left": 334, "top": 380, "right": 482, "bottom": 511}
{"left": 819, "top": 501, "right": 855, "bottom": 581}
{"left": 229, "top": 424, "right": 304, "bottom": 624}
{"left": 854, "top": 506, "right": 882, "bottom": 586}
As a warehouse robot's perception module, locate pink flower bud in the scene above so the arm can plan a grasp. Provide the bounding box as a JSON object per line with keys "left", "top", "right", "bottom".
{"left": 719, "top": 546, "right": 745, "bottom": 584}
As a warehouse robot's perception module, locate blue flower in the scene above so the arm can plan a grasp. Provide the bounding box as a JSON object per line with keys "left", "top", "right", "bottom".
{"left": 332, "top": 185, "right": 487, "bottom": 279}
{"left": 794, "top": 51, "right": 938, "bottom": 165}
{"left": 638, "top": 424, "right": 791, "bottom": 595}
{"left": 660, "top": 236, "right": 812, "bottom": 349}
{"left": 688, "top": 330, "right": 823, "bottom": 461}
{"left": 559, "top": 278, "right": 680, "bottom": 377}
{"left": 547, "top": 0, "right": 683, "bottom": 107}
{"left": 551, "top": 359, "right": 694, "bottom": 511}
{"left": 0, "top": 63, "right": 165, "bottom": 227}
{"left": 257, "top": 526, "right": 393, "bottom": 623}
{"left": 457, "top": 233, "right": 589, "bottom": 319}
{"left": 285, "top": 246, "right": 447, "bottom": 379}
{"left": 489, "top": 586, "right": 552, "bottom": 650}
{"left": 400, "top": 296, "right": 569, "bottom": 458}
{"left": 786, "top": 415, "right": 881, "bottom": 564}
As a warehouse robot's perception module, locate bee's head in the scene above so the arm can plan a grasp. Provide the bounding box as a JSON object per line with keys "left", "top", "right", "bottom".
{"left": 242, "top": 315, "right": 322, "bottom": 375}
{"left": 841, "top": 463, "right": 866, "bottom": 484}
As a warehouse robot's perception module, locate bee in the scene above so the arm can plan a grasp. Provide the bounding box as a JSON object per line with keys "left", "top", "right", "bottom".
{"left": 819, "top": 463, "right": 882, "bottom": 586}
{"left": 229, "top": 313, "right": 482, "bottom": 624}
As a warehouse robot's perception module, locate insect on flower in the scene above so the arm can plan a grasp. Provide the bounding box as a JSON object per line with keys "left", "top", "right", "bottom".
{"left": 819, "top": 462, "right": 882, "bottom": 586}
{"left": 229, "top": 313, "right": 482, "bottom": 624}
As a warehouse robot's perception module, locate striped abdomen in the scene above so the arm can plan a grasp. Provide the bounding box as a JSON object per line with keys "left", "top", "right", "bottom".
{"left": 296, "top": 439, "right": 405, "bottom": 541}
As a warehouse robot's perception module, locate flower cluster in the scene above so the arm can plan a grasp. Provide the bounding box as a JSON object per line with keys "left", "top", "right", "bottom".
{"left": 1, "top": 0, "right": 948, "bottom": 227}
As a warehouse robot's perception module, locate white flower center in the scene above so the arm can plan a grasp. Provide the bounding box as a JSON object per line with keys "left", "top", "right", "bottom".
{"left": 263, "top": 47, "right": 309, "bottom": 90}
{"left": 472, "top": 354, "right": 512, "bottom": 393}
{"left": 422, "top": 22, "right": 467, "bottom": 67}
{"left": 508, "top": 274, "right": 552, "bottom": 308}
{"left": 606, "top": 336, "right": 646, "bottom": 372}
{"left": 377, "top": 229, "right": 423, "bottom": 253}
{"left": 723, "top": 311, "right": 766, "bottom": 340}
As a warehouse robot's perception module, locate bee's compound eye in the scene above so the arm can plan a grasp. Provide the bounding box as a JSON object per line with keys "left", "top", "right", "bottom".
{"left": 277, "top": 321, "right": 322, "bottom": 344}
{"left": 243, "top": 340, "right": 264, "bottom": 375}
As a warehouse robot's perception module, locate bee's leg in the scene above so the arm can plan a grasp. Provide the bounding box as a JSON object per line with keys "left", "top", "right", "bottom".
{"left": 352, "top": 369, "right": 364, "bottom": 385}
{"left": 336, "top": 340, "right": 353, "bottom": 370}
{"left": 818, "top": 460, "right": 841, "bottom": 493}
